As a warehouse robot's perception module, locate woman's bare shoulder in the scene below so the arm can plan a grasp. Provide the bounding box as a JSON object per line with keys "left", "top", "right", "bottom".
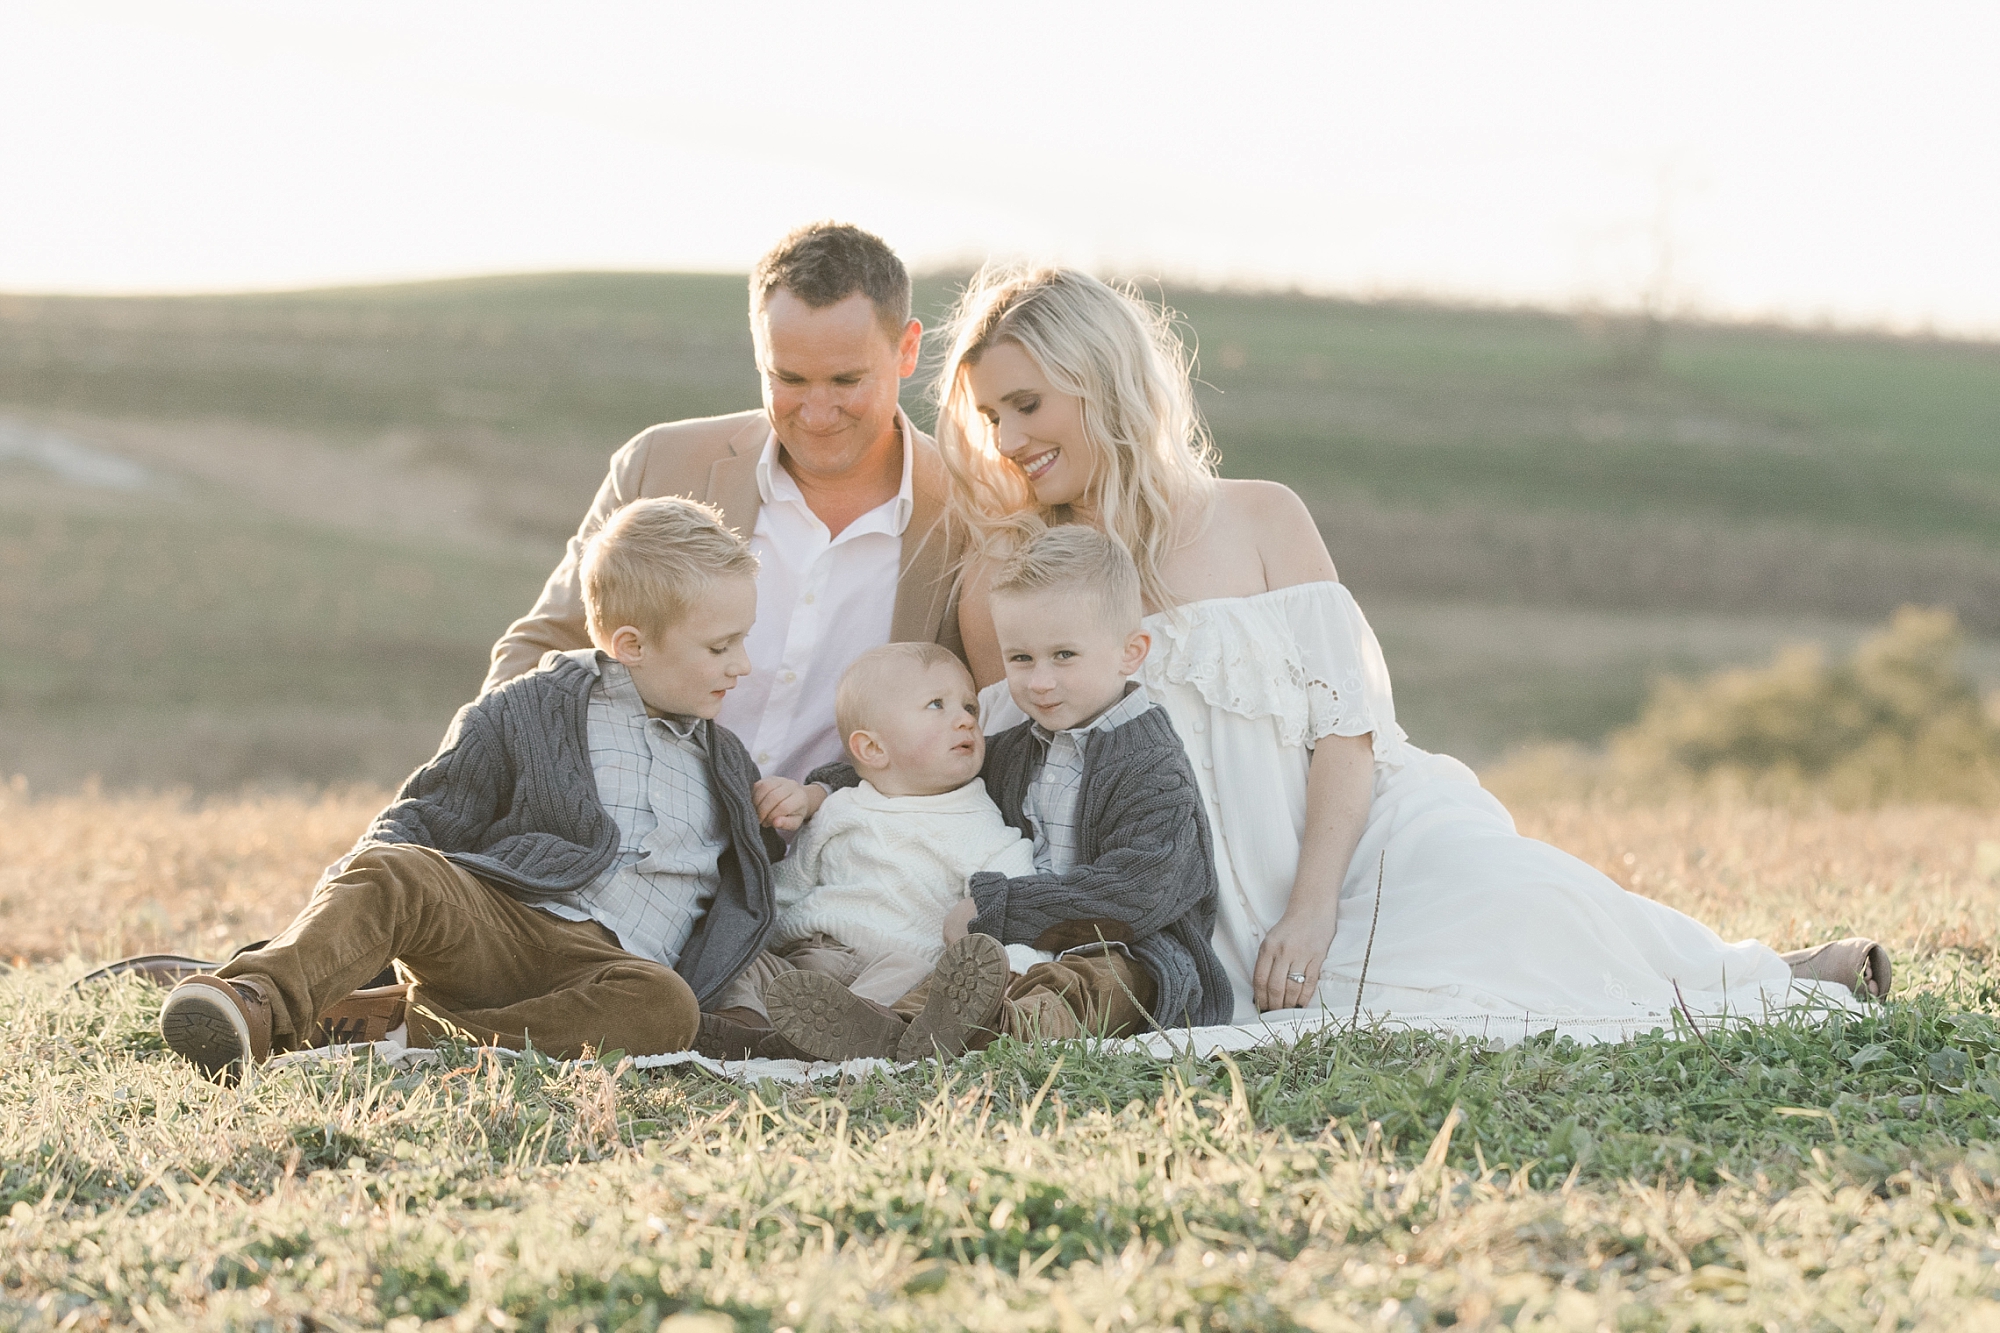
{"left": 1210, "top": 479, "right": 1338, "bottom": 588}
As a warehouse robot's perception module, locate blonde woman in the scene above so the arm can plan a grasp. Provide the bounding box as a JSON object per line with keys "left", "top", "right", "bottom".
{"left": 938, "top": 266, "right": 1886, "bottom": 1038}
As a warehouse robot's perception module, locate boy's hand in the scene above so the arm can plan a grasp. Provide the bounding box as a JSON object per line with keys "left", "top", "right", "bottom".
{"left": 753, "top": 777, "right": 824, "bottom": 832}
{"left": 942, "top": 896, "right": 978, "bottom": 944}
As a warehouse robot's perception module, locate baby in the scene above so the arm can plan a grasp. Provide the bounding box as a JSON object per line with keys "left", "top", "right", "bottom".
{"left": 753, "top": 643, "right": 1047, "bottom": 1037}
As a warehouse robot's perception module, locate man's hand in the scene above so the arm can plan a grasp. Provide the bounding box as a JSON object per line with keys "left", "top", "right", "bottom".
{"left": 753, "top": 777, "right": 825, "bottom": 832}
{"left": 942, "top": 896, "right": 978, "bottom": 945}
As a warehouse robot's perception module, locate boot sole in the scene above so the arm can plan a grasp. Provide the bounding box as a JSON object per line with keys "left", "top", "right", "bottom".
{"left": 160, "top": 985, "right": 253, "bottom": 1080}
{"left": 898, "top": 934, "right": 1009, "bottom": 1061}
{"left": 766, "top": 972, "right": 906, "bottom": 1061}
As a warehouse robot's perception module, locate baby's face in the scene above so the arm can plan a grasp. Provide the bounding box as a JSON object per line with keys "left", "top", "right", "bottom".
{"left": 855, "top": 659, "right": 985, "bottom": 797}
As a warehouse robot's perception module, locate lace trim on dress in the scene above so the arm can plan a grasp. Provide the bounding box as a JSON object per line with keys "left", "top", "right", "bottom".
{"left": 1142, "top": 582, "right": 1411, "bottom": 762}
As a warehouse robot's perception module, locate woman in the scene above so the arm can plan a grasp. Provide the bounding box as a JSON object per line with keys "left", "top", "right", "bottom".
{"left": 936, "top": 266, "right": 1884, "bottom": 1039}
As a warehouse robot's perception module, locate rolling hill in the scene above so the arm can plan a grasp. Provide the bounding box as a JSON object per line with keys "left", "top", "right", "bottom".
{"left": 3, "top": 274, "right": 1994, "bottom": 790}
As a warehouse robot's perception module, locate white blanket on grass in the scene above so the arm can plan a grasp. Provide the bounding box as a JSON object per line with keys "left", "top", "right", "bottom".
{"left": 265, "top": 993, "right": 1860, "bottom": 1085}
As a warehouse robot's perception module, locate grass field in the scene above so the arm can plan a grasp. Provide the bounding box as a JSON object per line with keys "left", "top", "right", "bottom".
{"left": 9, "top": 278, "right": 2000, "bottom": 1328}
{"left": 3, "top": 274, "right": 1997, "bottom": 790}
{"left": 5, "top": 788, "right": 2000, "bottom": 1328}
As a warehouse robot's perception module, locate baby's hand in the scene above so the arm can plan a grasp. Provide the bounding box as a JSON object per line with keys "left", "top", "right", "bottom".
{"left": 753, "top": 777, "right": 824, "bottom": 832}
{"left": 942, "top": 896, "right": 978, "bottom": 944}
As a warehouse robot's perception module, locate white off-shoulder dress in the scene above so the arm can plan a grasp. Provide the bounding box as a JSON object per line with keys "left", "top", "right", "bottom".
{"left": 982, "top": 582, "right": 1860, "bottom": 1044}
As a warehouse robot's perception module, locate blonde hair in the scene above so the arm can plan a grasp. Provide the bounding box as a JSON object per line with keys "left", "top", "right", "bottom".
{"left": 989, "top": 525, "right": 1142, "bottom": 633}
{"left": 580, "top": 497, "right": 757, "bottom": 644}
{"left": 934, "top": 265, "right": 1217, "bottom": 613}
{"left": 834, "top": 642, "right": 970, "bottom": 757}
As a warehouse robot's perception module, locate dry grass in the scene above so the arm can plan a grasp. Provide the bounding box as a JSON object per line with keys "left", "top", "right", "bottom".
{"left": 8, "top": 778, "right": 1997, "bottom": 972}
{"left": 1504, "top": 796, "right": 2000, "bottom": 962}
{"left": 0, "top": 779, "right": 381, "bottom": 964}
{"left": 8, "top": 785, "right": 2000, "bottom": 1328}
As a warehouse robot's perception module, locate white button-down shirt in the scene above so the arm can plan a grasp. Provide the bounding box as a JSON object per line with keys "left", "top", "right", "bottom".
{"left": 716, "top": 412, "right": 915, "bottom": 783}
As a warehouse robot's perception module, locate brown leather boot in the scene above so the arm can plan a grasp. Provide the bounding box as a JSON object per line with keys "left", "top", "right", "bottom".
{"left": 160, "top": 974, "right": 275, "bottom": 1082}
{"left": 695, "top": 1009, "right": 772, "bottom": 1060}
{"left": 692, "top": 1008, "right": 819, "bottom": 1062}
{"left": 897, "top": 934, "right": 1009, "bottom": 1061}
{"left": 766, "top": 972, "right": 908, "bottom": 1061}
{"left": 309, "top": 983, "right": 411, "bottom": 1047}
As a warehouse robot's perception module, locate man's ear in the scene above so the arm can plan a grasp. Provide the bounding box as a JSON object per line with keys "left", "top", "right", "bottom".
{"left": 1120, "top": 629, "right": 1152, "bottom": 676}
{"left": 896, "top": 318, "right": 923, "bottom": 379}
{"left": 849, "top": 729, "right": 890, "bottom": 772}
{"left": 607, "top": 625, "right": 646, "bottom": 665}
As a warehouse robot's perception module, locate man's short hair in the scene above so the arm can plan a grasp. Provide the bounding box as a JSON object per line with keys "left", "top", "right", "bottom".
{"left": 750, "top": 222, "right": 912, "bottom": 341}
{"left": 835, "top": 641, "right": 968, "bottom": 756}
{"left": 580, "top": 497, "right": 757, "bottom": 645}
{"left": 990, "top": 526, "right": 1144, "bottom": 632}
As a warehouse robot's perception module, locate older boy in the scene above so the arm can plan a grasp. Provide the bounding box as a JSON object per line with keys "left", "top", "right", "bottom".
{"left": 771, "top": 527, "right": 1232, "bottom": 1060}
{"left": 158, "top": 498, "right": 781, "bottom": 1079}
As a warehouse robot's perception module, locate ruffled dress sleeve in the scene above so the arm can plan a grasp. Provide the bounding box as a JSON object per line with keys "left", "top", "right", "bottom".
{"left": 1144, "top": 582, "right": 1411, "bottom": 766}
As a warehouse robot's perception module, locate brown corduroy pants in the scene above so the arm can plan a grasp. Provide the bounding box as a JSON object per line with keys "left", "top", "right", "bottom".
{"left": 992, "top": 950, "right": 1157, "bottom": 1042}
{"left": 217, "top": 843, "right": 701, "bottom": 1059}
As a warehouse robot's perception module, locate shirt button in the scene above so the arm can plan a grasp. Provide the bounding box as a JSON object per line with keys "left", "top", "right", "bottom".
{"left": 782, "top": 671, "right": 796, "bottom": 683}
{"left": 802, "top": 594, "right": 815, "bottom": 605}
{"left": 1201, "top": 757, "right": 1212, "bottom": 769}
{"left": 1192, "top": 719, "right": 1205, "bottom": 733}
{"left": 758, "top": 752, "right": 771, "bottom": 763}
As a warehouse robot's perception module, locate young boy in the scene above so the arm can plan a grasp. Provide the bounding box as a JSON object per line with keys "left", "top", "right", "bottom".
{"left": 766, "top": 526, "right": 1232, "bottom": 1060}
{"left": 731, "top": 643, "right": 1046, "bottom": 1059}
{"left": 157, "top": 498, "right": 783, "bottom": 1079}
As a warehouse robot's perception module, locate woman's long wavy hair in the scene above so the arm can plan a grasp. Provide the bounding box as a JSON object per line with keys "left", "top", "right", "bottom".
{"left": 933, "top": 266, "right": 1217, "bottom": 613}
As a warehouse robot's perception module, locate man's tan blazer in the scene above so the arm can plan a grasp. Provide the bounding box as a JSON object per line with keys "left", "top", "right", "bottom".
{"left": 482, "top": 409, "right": 965, "bottom": 695}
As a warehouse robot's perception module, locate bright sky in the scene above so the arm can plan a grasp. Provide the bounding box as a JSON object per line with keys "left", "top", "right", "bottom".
{"left": 4, "top": 1, "right": 1997, "bottom": 334}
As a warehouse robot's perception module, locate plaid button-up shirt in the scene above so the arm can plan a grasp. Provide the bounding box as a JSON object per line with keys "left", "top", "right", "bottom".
{"left": 1023, "top": 683, "right": 1155, "bottom": 875}
{"left": 535, "top": 652, "right": 725, "bottom": 969}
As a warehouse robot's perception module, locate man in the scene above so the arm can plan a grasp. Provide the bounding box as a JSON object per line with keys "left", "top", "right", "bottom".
{"left": 484, "top": 223, "right": 964, "bottom": 783}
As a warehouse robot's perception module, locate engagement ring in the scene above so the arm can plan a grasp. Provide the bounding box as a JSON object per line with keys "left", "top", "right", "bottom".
{"left": 1286, "top": 971, "right": 1307, "bottom": 983}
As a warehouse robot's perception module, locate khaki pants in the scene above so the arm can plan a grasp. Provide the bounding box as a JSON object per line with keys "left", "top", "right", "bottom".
{"left": 217, "top": 843, "right": 700, "bottom": 1059}
{"left": 711, "top": 933, "right": 935, "bottom": 1021}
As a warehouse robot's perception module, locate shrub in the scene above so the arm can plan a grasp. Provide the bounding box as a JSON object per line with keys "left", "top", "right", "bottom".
{"left": 1490, "top": 607, "right": 2000, "bottom": 807}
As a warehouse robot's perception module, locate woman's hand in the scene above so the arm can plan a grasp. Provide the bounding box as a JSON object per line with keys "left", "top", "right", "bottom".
{"left": 1256, "top": 732, "right": 1375, "bottom": 1012}
{"left": 1254, "top": 904, "right": 1340, "bottom": 1011}
{"left": 753, "top": 777, "right": 824, "bottom": 832}
{"left": 942, "top": 896, "right": 978, "bottom": 944}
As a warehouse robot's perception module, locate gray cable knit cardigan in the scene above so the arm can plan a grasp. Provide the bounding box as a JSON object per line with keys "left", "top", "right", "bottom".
{"left": 810, "top": 703, "right": 1230, "bottom": 1028}
{"left": 355, "top": 652, "right": 780, "bottom": 1007}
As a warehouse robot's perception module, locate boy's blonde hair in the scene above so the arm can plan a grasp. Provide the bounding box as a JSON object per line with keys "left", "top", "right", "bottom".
{"left": 933, "top": 265, "right": 1217, "bottom": 615}
{"left": 580, "top": 497, "right": 757, "bottom": 644}
{"left": 835, "top": 642, "right": 969, "bottom": 757}
{"left": 989, "top": 525, "right": 1143, "bottom": 632}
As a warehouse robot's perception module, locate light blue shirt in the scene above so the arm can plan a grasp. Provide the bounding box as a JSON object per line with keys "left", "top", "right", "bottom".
{"left": 535, "top": 651, "right": 725, "bottom": 969}
{"left": 1022, "top": 683, "right": 1155, "bottom": 875}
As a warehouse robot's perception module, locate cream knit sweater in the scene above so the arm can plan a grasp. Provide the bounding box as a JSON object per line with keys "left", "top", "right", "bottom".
{"left": 774, "top": 778, "right": 1038, "bottom": 967}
